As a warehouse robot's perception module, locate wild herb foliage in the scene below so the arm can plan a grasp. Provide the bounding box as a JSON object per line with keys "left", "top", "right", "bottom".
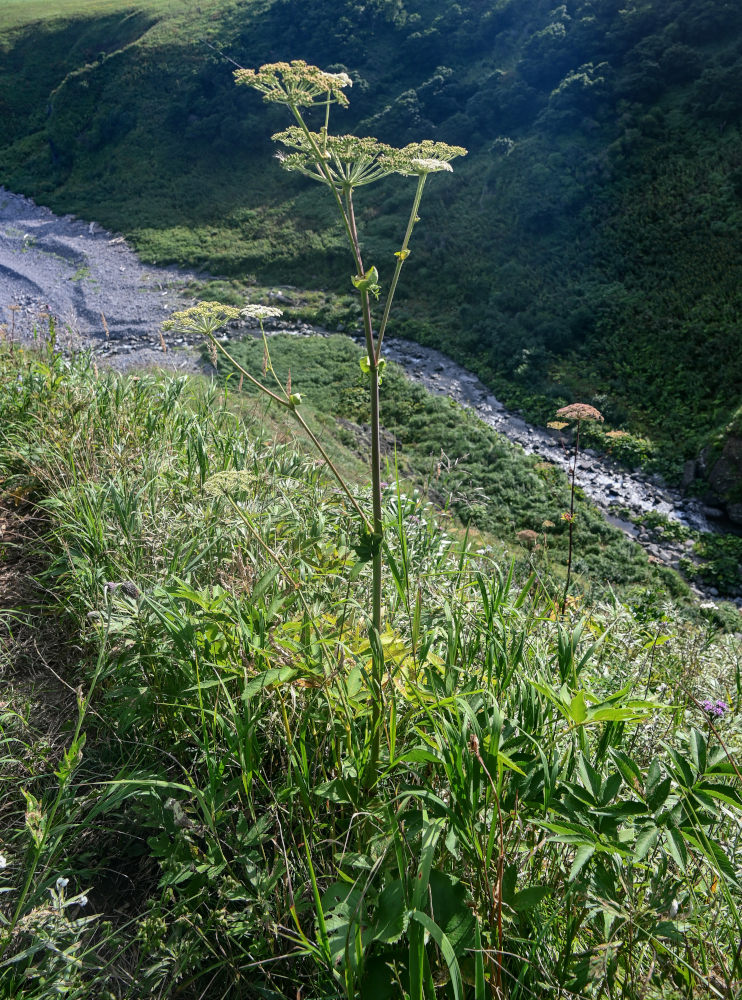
{"left": 2, "top": 0, "right": 742, "bottom": 467}
{"left": 219, "top": 333, "right": 672, "bottom": 594}
{"left": 1, "top": 346, "right": 741, "bottom": 999}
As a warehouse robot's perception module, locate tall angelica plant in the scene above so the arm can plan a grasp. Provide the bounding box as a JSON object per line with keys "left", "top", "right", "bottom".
{"left": 165, "top": 60, "right": 466, "bottom": 784}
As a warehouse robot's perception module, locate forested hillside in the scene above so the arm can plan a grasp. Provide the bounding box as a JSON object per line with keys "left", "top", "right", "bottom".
{"left": 3, "top": 9, "right": 742, "bottom": 996}
{"left": 2, "top": 0, "right": 742, "bottom": 484}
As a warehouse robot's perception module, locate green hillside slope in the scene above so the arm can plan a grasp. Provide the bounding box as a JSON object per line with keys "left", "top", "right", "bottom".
{"left": 2, "top": 0, "right": 742, "bottom": 482}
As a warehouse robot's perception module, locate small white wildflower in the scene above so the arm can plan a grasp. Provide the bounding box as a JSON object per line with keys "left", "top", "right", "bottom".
{"left": 668, "top": 899, "right": 679, "bottom": 918}
{"left": 326, "top": 71, "right": 353, "bottom": 88}
{"left": 410, "top": 157, "right": 453, "bottom": 173}
{"left": 241, "top": 304, "right": 284, "bottom": 321}
{"left": 56, "top": 876, "right": 69, "bottom": 890}
{"left": 0, "top": 854, "right": 7, "bottom": 869}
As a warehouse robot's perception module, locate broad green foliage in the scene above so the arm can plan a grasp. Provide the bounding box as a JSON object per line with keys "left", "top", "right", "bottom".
{"left": 0, "top": 346, "right": 740, "bottom": 998}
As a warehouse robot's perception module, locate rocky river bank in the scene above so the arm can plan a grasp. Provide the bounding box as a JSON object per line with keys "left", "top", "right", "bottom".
{"left": 1, "top": 186, "right": 739, "bottom": 605}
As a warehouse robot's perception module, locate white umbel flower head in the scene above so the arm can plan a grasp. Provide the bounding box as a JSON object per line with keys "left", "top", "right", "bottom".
{"left": 326, "top": 72, "right": 353, "bottom": 89}
{"left": 241, "top": 304, "right": 284, "bottom": 321}
{"left": 410, "top": 158, "right": 453, "bottom": 174}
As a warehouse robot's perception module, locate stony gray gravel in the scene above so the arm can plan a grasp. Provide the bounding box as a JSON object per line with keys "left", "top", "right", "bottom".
{"left": 0, "top": 186, "right": 201, "bottom": 371}
{"left": 1, "top": 187, "right": 736, "bottom": 605}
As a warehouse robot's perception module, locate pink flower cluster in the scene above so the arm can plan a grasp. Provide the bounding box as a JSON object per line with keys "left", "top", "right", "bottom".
{"left": 701, "top": 699, "right": 728, "bottom": 718}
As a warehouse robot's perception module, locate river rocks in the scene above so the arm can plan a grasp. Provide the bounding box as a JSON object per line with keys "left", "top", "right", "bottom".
{"left": 1, "top": 185, "right": 198, "bottom": 355}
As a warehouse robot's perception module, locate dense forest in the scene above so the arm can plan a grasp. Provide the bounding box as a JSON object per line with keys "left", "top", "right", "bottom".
{"left": 2, "top": 0, "right": 742, "bottom": 491}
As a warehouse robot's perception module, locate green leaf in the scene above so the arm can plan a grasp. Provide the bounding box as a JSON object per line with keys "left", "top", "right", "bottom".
{"left": 695, "top": 782, "right": 742, "bottom": 808}
{"left": 313, "top": 777, "right": 358, "bottom": 806}
{"left": 251, "top": 565, "right": 281, "bottom": 603}
{"left": 496, "top": 749, "right": 526, "bottom": 776}
{"left": 688, "top": 729, "right": 707, "bottom": 776}
{"left": 473, "top": 920, "right": 486, "bottom": 1000}
{"left": 634, "top": 824, "right": 660, "bottom": 861}
{"left": 411, "top": 815, "right": 445, "bottom": 910}
{"left": 242, "top": 665, "right": 300, "bottom": 701}
{"left": 540, "top": 820, "right": 597, "bottom": 844}
{"left": 682, "top": 833, "right": 740, "bottom": 887}
{"left": 664, "top": 827, "right": 688, "bottom": 871}
{"left": 577, "top": 753, "right": 602, "bottom": 802}
{"left": 512, "top": 885, "right": 551, "bottom": 912}
{"left": 428, "top": 870, "right": 476, "bottom": 956}
{"left": 569, "top": 844, "right": 594, "bottom": 881}
{"left": 321, "top": 881, "right": 364, "bottom": 969}
{"left": 645, "top": 759, "right": 662, "bottom": 800}
{"left": 647, "top": 775, "right": 672, "bottom": 812}
{"left": 372, "top": 879, "right": 409, "bottom": 944}
{"left": 570, "top": 690, "right": 587, "bottom": 724}
{"left": 610, "top": 748, "right": 644, "bottom": 796}
{"left": 351, "top": 266, "right": 381, "bottom": 299}
{"left": 409, "top": 910, "right": 464, "bottom": 1000}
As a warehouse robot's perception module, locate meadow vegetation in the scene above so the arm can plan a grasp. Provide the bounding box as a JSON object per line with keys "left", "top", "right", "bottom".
{"left": 1, "top": 342, "right": 741, "bottom": 998}
{"left": 1, "top": 24, "right": 741, "bottom": 999}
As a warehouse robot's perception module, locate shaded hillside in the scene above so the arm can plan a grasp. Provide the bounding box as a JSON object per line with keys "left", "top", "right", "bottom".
{"left": 2, "top": 0, "right": 742, "bottom": 478}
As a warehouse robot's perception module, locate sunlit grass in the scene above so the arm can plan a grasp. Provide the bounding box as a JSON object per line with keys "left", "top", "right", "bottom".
{"left": 0, "top": 0, "right": 232, "bottom": 34}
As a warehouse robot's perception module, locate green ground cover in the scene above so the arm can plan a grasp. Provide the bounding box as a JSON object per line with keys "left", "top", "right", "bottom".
{"left": 1, "top": 342, "right": 740, "bottom": 998}
{"left": 220, "top": 332, "right": 676, "bottom": 595}
{"left": 0, "top": 0, "right": 226, "bottom": 33}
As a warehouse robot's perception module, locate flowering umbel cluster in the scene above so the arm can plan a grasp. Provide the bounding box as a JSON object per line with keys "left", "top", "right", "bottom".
{"left": 556, "top": 403, "right": 604, "bottom": 423}
{"left": 234, "top": 60, "right": 352, "bottom": 108}
{"left": 241, "top": 304, "right": 284, "bottom": 321}
{"left": 235, "top": 60, "right": 466, "bottom": 194}
{"left": 162, "top": 302, "right": 241, "bottom": 337}
{"left": 272, "top": 128, "right": 466, "bottom": 189}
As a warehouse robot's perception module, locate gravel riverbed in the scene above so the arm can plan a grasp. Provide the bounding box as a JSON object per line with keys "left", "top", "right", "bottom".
{"left": 1, "top": 187, "right": 736, "bottom": 604}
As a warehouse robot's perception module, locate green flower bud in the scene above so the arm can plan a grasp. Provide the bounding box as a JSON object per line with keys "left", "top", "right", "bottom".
{"left": 352, "top": 266, "right": 381, "bottom": 299}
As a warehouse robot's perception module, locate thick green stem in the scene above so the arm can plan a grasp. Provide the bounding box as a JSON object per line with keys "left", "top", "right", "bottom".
{"left": 288, "top": 105, "right": 391, "bottom": 788}
{"left": 344, "top": 189, "right": 384, "bottom": 788}
{"left": 290, "top": 106, "right": 360, "bottom": 273}
{"left": 344, "top": 189, "right": 376, "bottom": 359}
{"left": 376, "top": 174, "right": 426, "bottom": 360}
{"left": 561, "top": 421, "right": 581, "bottom": 615}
